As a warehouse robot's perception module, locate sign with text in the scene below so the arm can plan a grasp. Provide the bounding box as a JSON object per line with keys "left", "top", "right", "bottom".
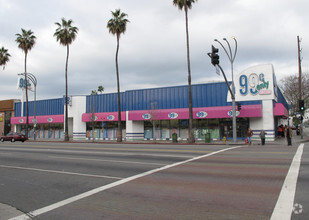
{"left": 228, "top": 64, "right": 278, "bottom": 102}
{"left": 17, "top": 77, "right": 34, "bottom": 92}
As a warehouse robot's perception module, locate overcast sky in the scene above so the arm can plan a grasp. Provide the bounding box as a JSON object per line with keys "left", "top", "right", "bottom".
{"left": 0, "top": 0, "right": 308, "bottom": 101}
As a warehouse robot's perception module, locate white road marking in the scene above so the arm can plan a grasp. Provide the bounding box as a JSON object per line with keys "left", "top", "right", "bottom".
{"left": 49, "top": 156, "right": 168, "bottom": 166}
{"left": 0, "top": 164, "right": 122, "bottom": 180}
{"left": 10, "top": 145, "right": 244, "bottom": 220}
{"left": 270, "top": 143, "right": 304, "bottom": 220}
{"left": 0, "top": 147, "right": 193, "bottom": 158}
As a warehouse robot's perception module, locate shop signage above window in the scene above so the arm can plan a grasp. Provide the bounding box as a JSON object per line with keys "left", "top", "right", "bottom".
{"left": 142, "top": 113, "right": 152, "bottom": 120}
{"left": 168, "top": 112, "right": 178, "bottom": 119}
{"left": 90, "top": 116, "right": 98, "bottom": 121}
{"left": 227, "top": 110, "right": 240, "bottom": 117}
{"left": 196, "top": 111, "right": 208, "bottom": 118}
{"left": 107, "top": 115, "right": 115, "bottom": 120}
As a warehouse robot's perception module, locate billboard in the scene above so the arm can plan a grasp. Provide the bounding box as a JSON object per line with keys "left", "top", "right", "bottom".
{"left": 228, "top": 64, "right": 278, "bottom": 102}
{"left": 17, "top": 77, "right": 35, "bottom": 92}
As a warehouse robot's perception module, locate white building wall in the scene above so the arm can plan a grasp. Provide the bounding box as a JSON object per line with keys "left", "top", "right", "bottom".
{"left": 250, "top": 100, "right": 275, "bottom": 141}
{"left": 68, "top": 96, "right": 87, "bottom": 140}
{"left": 126, "top": 111, "right": 144, "bottom": 141}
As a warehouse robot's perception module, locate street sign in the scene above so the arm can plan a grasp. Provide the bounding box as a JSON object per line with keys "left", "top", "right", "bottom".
{"left": 216, "top": 65, "right": 220, "bottom": 75}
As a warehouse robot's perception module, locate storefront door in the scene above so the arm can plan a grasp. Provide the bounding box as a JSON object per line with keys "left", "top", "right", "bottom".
{"left": 219, "top": 119, "right": 249, "bottom": 140}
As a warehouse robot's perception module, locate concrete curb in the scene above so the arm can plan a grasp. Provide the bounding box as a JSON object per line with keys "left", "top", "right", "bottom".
{"left": 0, "top": 203, "right": 25, "bottom": 220}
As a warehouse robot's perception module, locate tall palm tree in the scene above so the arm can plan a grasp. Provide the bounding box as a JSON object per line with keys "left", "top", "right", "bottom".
{"left": 54, "top": 18, "right": 78, "bottom": 141}
{"left": 173, "top": 0, "right": 197, "bottom": 143}
{"left": 107, "top": 9, "right": 129, "bottom": 142}
{"left": 15, "top": 29, "right": 36, "bottom": 139}
{"left": 0, "top": 46, "right": 11, "bottom": 70}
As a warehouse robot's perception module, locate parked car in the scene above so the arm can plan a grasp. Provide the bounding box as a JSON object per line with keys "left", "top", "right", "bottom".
{"left": 0, "top": 132, "right": 27, "bottom": 142}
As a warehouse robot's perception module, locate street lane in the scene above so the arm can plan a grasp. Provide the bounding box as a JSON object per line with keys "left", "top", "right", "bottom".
{"left": 36, "top": 144, "right": 299, "bottom": 220}
{"left": 0, "top": 142, "right": 221, "bottom": 215}
{"left": 0, "top": 142, "right": 307, "bottom": 219}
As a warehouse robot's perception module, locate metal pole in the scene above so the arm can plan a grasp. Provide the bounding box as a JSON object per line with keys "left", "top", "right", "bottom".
{"left": 215, "top": 37, "right": 238, "bottom": 143}
{"left": 18, "top": 73, "right": 37, "bottom": 140}
{"left": 34, "top": 83, "right": 36, "bottom": 140}
{"left": 297, "top": 36, "right": 303, "bottom": 139}
{"left": 28, "top": 73, "right": 37, "bottom": 141}
{"left": 216, "top": 64, "right": 234, "bottom": 99}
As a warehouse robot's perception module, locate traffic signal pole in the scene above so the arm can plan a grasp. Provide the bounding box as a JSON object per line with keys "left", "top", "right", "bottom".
{"left": 209, "top": 37, "right": 238, "bottom": 144}
{"left": 207, "top": 51, "right": 236, "bottom": 143}
{"left": 216, "top": 64, "right": 235, "bottom": 100}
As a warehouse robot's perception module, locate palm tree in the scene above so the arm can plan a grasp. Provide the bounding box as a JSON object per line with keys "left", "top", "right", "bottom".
{"left": 15, "top": 29, "right": 36, "bottom": 139}
{"left": 173, "top": 0, "right": 197, "bottom": 143}
{"left": 107, "top": 9, "right": 129, "bottom": 142}
{"left": 0, "top": 47, "right": 11, "bottom": 70}
{"left": 98, "top": 85, "right": 104, "bottom": 94}
{"left": 54, "top": 18, "right": 78, "bottom": 141}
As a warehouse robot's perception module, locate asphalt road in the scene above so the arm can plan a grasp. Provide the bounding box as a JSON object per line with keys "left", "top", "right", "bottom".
{"left": 0, "top": 141, "right": 308, "bottom": 219}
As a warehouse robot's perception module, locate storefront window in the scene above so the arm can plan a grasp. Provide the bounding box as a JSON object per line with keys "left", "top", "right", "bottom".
{"left": 18, "top": 123, "right": 64, "bottom": 139}
{"left": 193, "top": 120, "right": 201, "bottom": 139}
{"left": 179, "top": 120, "right": 188, "bottom": 140}
{"left": 144, "top": 121, "right": 153, "bottom": 139}
{"left": 170, "top": 120, "right": 179, "bottom": 138}
{"left": 198, "top": 119, "right": 220, "bottom": 140}
{"left": 161, "top": 120, "right": 170, "bottom": 139}
{"left": 86, "top": 121, "right": 126, "bottom": 139}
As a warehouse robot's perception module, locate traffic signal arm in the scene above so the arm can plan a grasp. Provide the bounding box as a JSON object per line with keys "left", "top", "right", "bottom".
{"left": 211, "top": 45, "right": 220, "bottom": 66}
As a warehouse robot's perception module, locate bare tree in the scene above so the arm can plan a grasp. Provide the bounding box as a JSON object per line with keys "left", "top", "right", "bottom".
{"left": 280, "top": 72, "right": 309, "bottom": 114}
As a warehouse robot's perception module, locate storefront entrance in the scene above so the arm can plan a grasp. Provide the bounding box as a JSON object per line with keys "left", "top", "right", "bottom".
{"left": 219, "top": 118, "right": 249, "bottom": 140}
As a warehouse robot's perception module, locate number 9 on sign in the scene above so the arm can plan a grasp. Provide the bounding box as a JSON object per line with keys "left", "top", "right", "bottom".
{"left": 239, "top": 73, "right": 260, "bottom": 96}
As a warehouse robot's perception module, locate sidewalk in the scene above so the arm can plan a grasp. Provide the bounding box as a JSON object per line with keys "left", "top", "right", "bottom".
{"left": 26, "top": 128, "right": 309, "bottom": 146}
{"left": 0, "top": 204, "right": 24, "bottom": 220}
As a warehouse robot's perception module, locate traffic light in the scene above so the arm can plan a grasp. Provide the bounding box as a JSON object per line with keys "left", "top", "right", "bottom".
{"left": 299, "top": 99, "right": 305, "bottom": 112}
{"left": 237, "top": 102, "right": 241, "bottom": 111}
{"left": 211, "top": 45, "right": 219, "bottom": 66}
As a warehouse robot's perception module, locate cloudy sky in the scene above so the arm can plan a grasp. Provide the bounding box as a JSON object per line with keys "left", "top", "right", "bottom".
{"left": 0, "top": 0, "right": 308, "bottom": 101}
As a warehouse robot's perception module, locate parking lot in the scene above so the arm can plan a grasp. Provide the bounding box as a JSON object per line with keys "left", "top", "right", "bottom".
{"left": 0, "top": 141, "right": 307, "bottom": 219}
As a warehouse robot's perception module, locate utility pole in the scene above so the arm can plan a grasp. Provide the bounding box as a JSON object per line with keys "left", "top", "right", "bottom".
{"left": 297, "top": 36, "right": 303, "bottom": 139}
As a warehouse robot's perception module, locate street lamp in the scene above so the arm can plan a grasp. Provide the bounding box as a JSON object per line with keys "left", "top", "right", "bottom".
{"left": 18, "top": 73, "right": 37, "bottom": 140}
{"left": 214, "top": 37, "right": 238, "bottom": 143}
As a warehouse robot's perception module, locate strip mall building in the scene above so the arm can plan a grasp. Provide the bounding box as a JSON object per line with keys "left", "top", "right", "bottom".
{"left": 10, "top": 64, "right": 289, "bottom": 142}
